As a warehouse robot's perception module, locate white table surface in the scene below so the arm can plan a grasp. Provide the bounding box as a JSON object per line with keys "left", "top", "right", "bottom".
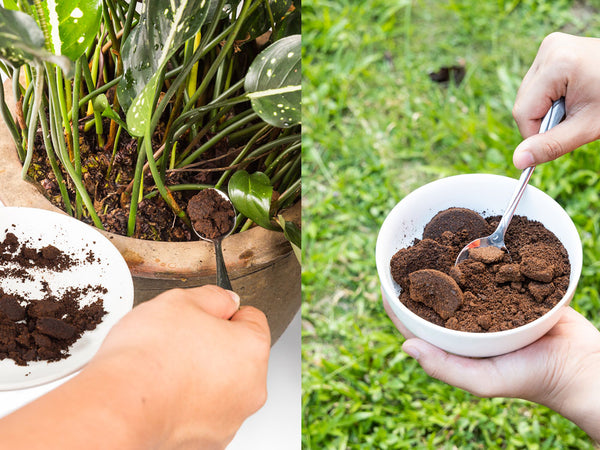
{"left": 227, "top": 310, "right": 301, "bottom": 449}
{"left": 0, "top": 310, "right": 301, "bottom": 449}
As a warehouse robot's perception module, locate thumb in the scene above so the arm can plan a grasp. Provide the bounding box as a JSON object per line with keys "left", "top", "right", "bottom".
{"left": 176, "top": 285, "right": 240, "bottom": 320}
{"left": 513, "top": 117, "right": 595, "bottom": 169}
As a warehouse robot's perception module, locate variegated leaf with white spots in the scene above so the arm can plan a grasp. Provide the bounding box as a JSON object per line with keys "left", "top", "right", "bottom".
{"left": 36, "top": 0, "right": 102, "bottom": 61}
{"left": 119, "top": 0, "right": 217, "bottom": 131}
{"left": 245, "top": 34, "right": 300, "bottom": 128}
{"left": 0, "top": 7, "right": 71, "bottom": 73}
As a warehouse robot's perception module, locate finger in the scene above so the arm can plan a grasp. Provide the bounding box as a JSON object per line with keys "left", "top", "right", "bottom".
{"left": 512, "top": 71, "right": 559, "bottom": 139}
{"left": 402, "top": 338, "right": 507, "bottom": 398}
{"left": 170, "top": 285, "right": 240, "bottom": 320}
{"left": 381, "top": 293, "right": 416, "bottom": 339}
{"left": 230, "top": 305, "right": 271, "bottom": 344}
{"left": 512, "top": 114, "right": 598, "bottom": 168}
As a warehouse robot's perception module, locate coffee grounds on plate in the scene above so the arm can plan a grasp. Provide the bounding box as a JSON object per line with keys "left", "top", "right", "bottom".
{"left": 187, "top": 189, "right": 235, "bottom": 240}
{"left": 390, "top": 207, "right": 571, "bottom": 332}
{"left": 0, "top": 233, "right": 107, "bottom": 366}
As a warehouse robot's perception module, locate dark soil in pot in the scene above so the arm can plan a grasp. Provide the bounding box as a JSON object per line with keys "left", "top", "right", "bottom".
{"left": 390, "top": 207, "right": 571, "bottom": 332}
{"left": 28, "top": 120, "right": 237, "bottom": 241}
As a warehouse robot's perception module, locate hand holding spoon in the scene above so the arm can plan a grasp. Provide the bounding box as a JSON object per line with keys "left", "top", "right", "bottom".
{"left": 187, "top": 188, "right": 236, "bottom": 290}
{"left": 455, "top": 97, "right": 566, "bottom": 265}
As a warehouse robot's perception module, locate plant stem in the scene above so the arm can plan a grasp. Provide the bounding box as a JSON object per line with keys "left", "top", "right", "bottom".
{"left": 187, "top": 31, "right": 202, "bottom": 98}
{"left": 71, "top": 57, "right": 84, "bottom": 218}
{"left": 81, "top": 56, "right": 105, "bottom": 147}
{"left": 214, "top": 123, "right": 271, "bottom": 188}
{"left": 265, "top": 139, "right": 300, "bottom": 176}
{"left": 169, "top": 103, "right": 234, "bottom": 168}
{"left": 39, "top": 96, "right": 73, "bottom": 215}
{"left": 106, "top": 124, "right": 122, "bottom": 178}
{"left": 176, "top": 112, "right": 259, "bottom": 168}
{"left": 277, "top": 177, "right": 301, "bottom": 210}
{"left": 144, "top": 183, "right": 212, "bottom": 199}
{"left": 127, "top": 139, "right": 146, "bottom": 236}
{"left": 121, "top": 0, "right": 138, "bottom": 44}
{"left": 44, "top": 62, "right": 104, "bottom": 229}
{"left": 55, "top": 68, "right": 74, "bottom": 159}
{"left": 0, "top": 81, "right": 23, "bottom": 152}
{"left": 21, "top": 79, "right": 34, "bottom": 123}
{"left": 75, "top": 76, "right": 121, "bottom": 113}
{"left": 182, "top": 0, "right": 257, "bottom": 115}
{"left": 146, "top": 2, "right": 233, "bottom": 140}
{"left": 277, "top": 152, "right": 301, "bottom": 191}
{"left": 264, "top": 0, "right": 276, "bottom": 31}
{"left": 143, "top": 129, "right": 191, "bottom": 227}
{"left": 21, "top": 65, "right": 44, "bottom": 180}
{"left": 32, "top": 0, "right": 51, "bottom": 50}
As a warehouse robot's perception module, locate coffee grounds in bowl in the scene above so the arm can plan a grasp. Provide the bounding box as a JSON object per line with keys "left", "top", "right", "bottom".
{"left": 390, "top": 207, "right": 571, "bottom": 332}
{"left": 0, "top": 233, "right": 107, "bottom": 366}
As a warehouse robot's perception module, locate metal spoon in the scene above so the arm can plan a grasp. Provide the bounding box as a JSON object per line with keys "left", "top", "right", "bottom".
{"left": 187, "top": 188, "right": 236, "bottom": 290}
{"left": 455, "top": 97, "right": 566, "bottom": 265}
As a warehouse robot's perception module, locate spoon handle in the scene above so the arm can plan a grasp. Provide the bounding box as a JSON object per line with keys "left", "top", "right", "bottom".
{"left": 494, "top": 97, "right": 566, "bottom": 239}
{"left": 214, "top": 240, "right": 232, "bottom": 290}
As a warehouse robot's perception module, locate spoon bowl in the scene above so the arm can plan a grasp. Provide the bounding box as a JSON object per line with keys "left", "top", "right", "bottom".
{"left": 187, "top": 188, "right": 236, "bottom": 290}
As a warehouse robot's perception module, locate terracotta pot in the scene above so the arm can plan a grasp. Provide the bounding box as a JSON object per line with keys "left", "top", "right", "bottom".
{"left": 0, "top": 82, "right": 300, "bottom": 343}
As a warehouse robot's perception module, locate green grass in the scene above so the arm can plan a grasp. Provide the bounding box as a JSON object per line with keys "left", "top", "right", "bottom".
{"left": 302, "top": 0, "right": 600, "bottom": 448}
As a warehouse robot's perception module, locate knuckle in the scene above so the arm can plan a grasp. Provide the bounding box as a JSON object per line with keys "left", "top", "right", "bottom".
{"left": 252, "top": 384, "right": 268, "bottom": 411}
{"left": 541, "top": 32, "right": 565, "bottom": 48}
{"left": 512, "top": 102, "right": 524, "bottom": 122}
{"left": 540, "top": 136, "right": 565, "bottom": 161}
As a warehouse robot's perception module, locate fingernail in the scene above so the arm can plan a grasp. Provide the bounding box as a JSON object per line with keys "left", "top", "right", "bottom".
{"left": 513, "top": 149, "right": 535, "bottom": 169}
{"left": 402, "top": 342, "right": 421, "bottom": 360}
{"left": 226, "top": 290, "right": 240, "bottom": 308}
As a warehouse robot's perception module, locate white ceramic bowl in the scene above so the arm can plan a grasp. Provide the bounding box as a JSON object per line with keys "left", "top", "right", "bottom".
{"left": 376, "top": 174, "right": 583, "bottom": 357}
{"left": 0, "top": 207, "right": 134, "bottom": 390}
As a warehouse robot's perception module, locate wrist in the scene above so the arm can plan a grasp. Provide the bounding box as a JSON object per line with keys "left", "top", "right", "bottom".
{"left": 539, "top": 357, "right": 600, "bottom": 442}
{"left": 81, "top": 350, "right": 169, "bottom": 448}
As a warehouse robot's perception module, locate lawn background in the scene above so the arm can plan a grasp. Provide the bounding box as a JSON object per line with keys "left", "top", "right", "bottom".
{"left": 302, "top": 0, "right": 600, "bottom": 448}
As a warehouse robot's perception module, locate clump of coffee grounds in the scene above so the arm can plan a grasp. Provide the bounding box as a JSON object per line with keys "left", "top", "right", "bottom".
{"left": 0, "top": 233, "right": 107, "bottom": 365}
{"left": 187, "top": 189, "right": 235, "bottom": 240}
{"left": 390, "top": 207, "right": 571, "bottom": 332}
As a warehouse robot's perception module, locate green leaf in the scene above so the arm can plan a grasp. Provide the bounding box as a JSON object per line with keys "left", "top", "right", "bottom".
{"left": 228, "top": 170, "right": 277, "bottom": 230}
{"left": 94, "top": 94, "right": 129, "bottom": 131}
{"left": 276, "top": 214, "right": 301, "bottom": 262}
{"left": 238, "top": 0, "right": 293, "bottom": 43}
{"left": 1, "top": 1, "right": 18, "bottom": 11}
{"left": 273, "top": 1, "right": 300, "bottom": 40}
{"left": 126, "top": 72, "right": 161, "bottom": 137}
{"left": 280, "top": 217, "right": 301, "bottom": 248}
{"left": 36, "top": 0, "right": 102, "bottom": 61}
{"left": 118, "top": 0, "right": 216, "bottom": 123}
{"left": 0, "top": 7, "right": 71, "bottom": 74}
{"left": 245, "top": 34, "right": 301, "bottom": 128}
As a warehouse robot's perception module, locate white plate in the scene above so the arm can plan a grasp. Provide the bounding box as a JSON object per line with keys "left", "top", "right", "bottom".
{"left": 0, "top": 207, "right": 134, "bottom": 390}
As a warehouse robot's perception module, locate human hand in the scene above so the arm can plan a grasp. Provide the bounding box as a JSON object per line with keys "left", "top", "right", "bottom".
{"left": 383, "top": 295, "right": 600, "bottom": 441}
{"left": 512, "top": 32, "right": 600, "bottom": 169}
{"left": 89, "top": 285, "right": 271, "bottom": 449}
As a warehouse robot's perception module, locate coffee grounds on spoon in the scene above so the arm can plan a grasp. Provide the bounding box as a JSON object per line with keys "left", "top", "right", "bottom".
{"left": 187, "top": 189, "right": 235, "bottom": 240}
{"left": 390, "top": 207, "right": 570, "bottom": 332}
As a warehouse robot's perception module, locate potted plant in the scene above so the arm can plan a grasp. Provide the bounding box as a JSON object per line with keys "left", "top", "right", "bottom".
{"left": 0, "top": 0, "right": 301, "bottom": 341}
